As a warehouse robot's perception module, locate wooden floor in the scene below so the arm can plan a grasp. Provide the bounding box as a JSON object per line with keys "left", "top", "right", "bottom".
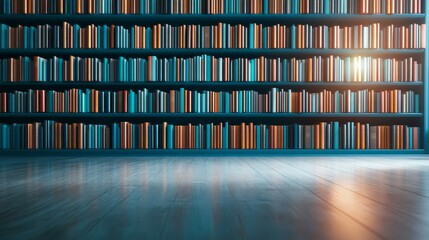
{"left": 0, "top": 155, "right": 429, "bottom": 240}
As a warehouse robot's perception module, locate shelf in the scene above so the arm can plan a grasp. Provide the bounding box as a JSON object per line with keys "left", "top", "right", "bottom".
{"left": 0, "top": 82, "right": 424, "bottom": 91}
{"left": 0, "top": 49, "right": 424, "bottom": 57}
{"left": 0, "top": 113, "right": 422, "bottom": 118}
{"left": 0, "top": 82, "right": 423, "bottom": 89}
{"left": 0, "top": 149, "right": 424, "bottom": 156}
{"left": 0, "top": 14, "right": 424, "bottom": 25}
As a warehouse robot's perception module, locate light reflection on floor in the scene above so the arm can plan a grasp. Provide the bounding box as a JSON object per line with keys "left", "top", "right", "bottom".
{"left": 0, "top": 155, "right": 428, "bottom": 240}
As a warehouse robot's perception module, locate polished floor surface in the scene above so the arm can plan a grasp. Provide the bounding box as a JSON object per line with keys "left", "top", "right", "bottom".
{"left": 1, "top": 155, "right": 429, "bottom": 240}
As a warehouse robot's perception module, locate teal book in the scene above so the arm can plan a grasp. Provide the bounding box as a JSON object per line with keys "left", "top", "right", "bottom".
{"left": 285, "top": 59, "right": 290, "bottom": 82}
{"left": 256, "top": 125, "right": 260, "bottom": 149}
{"left": 73, "top": 24, "right": 80, "bottom": 48}
{"left": 263, "top": 0, "right": 268, "bottom": 14}
{"left": 47, "top": 91, "right": 54, "bottom": 112}
{"left": 172, "top": 57, "right": 177, "bottom": 82}
{"left": 294, "top": 124, "right": 299, "bottom": 148}
{"left": 29, "top": 27, "right": 35, "bottom": 49}
{"left": 23, "top": 26, "right": 28, "bottom": 49}
{"left": 180, "top": 88, "right": 185, "bottom": 113}
{"left": 103, "top": 25, "right": 108, "bottom": 48}
{"left": 225, "top": 93, "right": 230, "bottom": 113}
{"left": 146, "top": 28, "right": 152, "bottom": 48}
{"left": 324, "top": 0, "right": 330, "bottom": 14}
{"left": 152, "top": 56, "right": 157, "bottom": 81}
{"left": 0, "top": 24, "right": 5, "bottom": 48}
{"left": 222, "top": 23, "right": 227, "bottom": 49}
{"left": 58, "top": 57, "right": 64, "bottom": 81}
{"left": 61, "top": 123, "right": 66, "bottom": 149}
{"left": 139, "top": 59, "right": 145, "bottom": 82}
{"left": 131, "top": 27, "right": 135, "bottom": 48}
{"left": 129, "top": 90, "right": 135, "bottom": 113}
{"left": 1, "top": 125, "right": 7, "bottom": 149}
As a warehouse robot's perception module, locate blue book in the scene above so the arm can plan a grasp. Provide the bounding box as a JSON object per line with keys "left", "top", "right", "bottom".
{"left": 112, "top": 123, "right": 118, "bottom": 149}
{"left": 23, "top": 26, "right": 28, "bottom": 48}
{"left": 29, "top": 27, "right": 35, "bottom": 49}
{"left": 131, "top": 27, "right": 135, "bottom": 48}
{"left": 167, "top": 124, "right": 173, "bottom": 149}
{"left": 256, "top": 125, "right": 260, "bottom": 149}
{"left": 223, "top": 122, "right": 229, "bottom": 149}
{"left": 263, "top": 0, "right": 268, "bottom": 14}
{"left": 206, "top": 124, "right": 211, "bottom": 149}
{"left": 1, "top": 125, "right": 6, "bottom": 149}
{"left": 293, "top": 124, "right": 299, "bottom": 149}
{"left": 73, "top": 24, "right": 80, "bottom": 48}
{"left": 146, "top": 28, "right": 152, "bottom": 49}
{"left": 196, "top": 125, "right": 200, "bottom": 149}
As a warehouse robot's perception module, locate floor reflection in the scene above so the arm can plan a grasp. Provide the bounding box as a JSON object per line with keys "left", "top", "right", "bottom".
{"left": 0, "top": 156, "right": 428, "bottom": 239}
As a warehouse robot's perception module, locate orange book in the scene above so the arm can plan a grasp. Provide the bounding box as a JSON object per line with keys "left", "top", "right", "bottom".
{"left": 241, "top": 123, "right": 245, "bottom": 149}
{"left": 356, "top": 122, "right": 361, "bottom": 149}
{"left": 413, "top": 128, "right": 419, "bottom": 149}
{"left": 77, "top": 0, "right": 82, "bottom": 14}
{"left": 321, "top": 123, "right": 325, "bottom": 149}
{"left": 315, "top": 124, "right": 320, "bottom": 149}
{"left": 249, "top": 122, "right": 254, "bottom": 149}
{"left": 110, "top": 25, "right": 115, "bottom": 48}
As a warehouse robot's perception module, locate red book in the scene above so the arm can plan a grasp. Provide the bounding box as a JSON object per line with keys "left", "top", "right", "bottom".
{"left": 123, "top": 91, "right": 128, "bottom": 113}
{"left": 40, "top": 90, "right": 45, "bottom": 113}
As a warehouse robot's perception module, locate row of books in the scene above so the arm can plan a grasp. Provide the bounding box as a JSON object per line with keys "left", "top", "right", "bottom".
{"left": 0, "top": 121, "right": 420, "bottom": 150}
{"left": 1, "top": 22, "right": 426, "bottom": 49}
{"left": 1, "top": 55, "right": 422, "bottom": 82}
{"left": 0, "top": 88, "right": 420, "bottom": 113}
{"left": 0, "top": 0, "right": 422, "bottom": 14}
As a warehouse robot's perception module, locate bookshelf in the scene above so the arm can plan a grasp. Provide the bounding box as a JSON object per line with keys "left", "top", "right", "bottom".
{"left": 0, "top": 0, "right": 427, "bottom": 154}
